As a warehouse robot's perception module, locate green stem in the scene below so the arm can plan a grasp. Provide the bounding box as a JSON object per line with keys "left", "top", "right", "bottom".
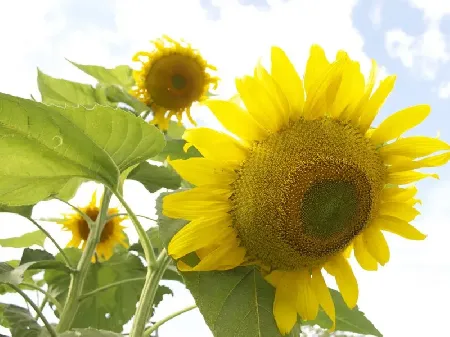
{"left": 130, "top": 250, "right": 171, "bottom": 337}
{"left": 79, "top": 277, "right": 146, "bottom": 301}
{"left": 143, "top": 304, "right": 197, "bottom": 337}
{"left": 35, "top": 295, "right": 48, "bottom": 320}
{"left": 106, "top": 213, "right": 157, "bottom": 222}
{"left": 114, "top": 191, "right": 157, "bottom": 267}
{"left": 28, "top": 218, "right": 73, "bottom": 268}
{"left": 21, "top": 282, "right": 63, "bottom": 313}
{"left": 9, "top": 284, "right": 57, "bottom": 337}
{"left": 56, "top": 188, "right": 113, "bottom": 333}
{"left": 56, "top": 197, "right": 95, "bottom": 227}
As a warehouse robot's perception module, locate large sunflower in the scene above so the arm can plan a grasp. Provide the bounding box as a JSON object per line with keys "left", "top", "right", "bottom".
{"left": 131, "top": 35, "right": 219, "bottom": 130}
{"left": 163, "top": 45, "right": 450, "bottom": 334}
{"left": 59, "top": 192, "right": 128, "bottom": 262}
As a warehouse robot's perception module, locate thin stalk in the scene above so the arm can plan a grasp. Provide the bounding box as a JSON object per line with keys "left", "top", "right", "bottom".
{"left": 56, "top": 188, "right": 112, "bottom": 333}
{"left": 21, "top": 282, "right": 63, "bottom": 313}
{"left": 35, "top": 295, "right": 48, "bottom": 320}
{"left": 106, "top": 213, "right": 157, "bottom": 222}
{"left": 114, "top": 191, "right": 157, "bottom": 267}
{"left": 143, "top": 304, "right": 197, "bottom": 337}
{"left": 79, "top": 277, "right": 146, "bottom": 301}
{"left": 9, "top": 284, "right": 57, "bottom": 337}
{"left": 28, "top": 218, "right": 73, "bottom": 268}
{"left": 55, "top": 197, "right": 95, "bottom": 227}
{"left": 130, "top": 250, "right": 171, "bottom": 337}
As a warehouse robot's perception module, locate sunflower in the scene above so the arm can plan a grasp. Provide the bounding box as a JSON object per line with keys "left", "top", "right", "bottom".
{"left": 162, "top": 45, "right": 450, "bottom": 334}
{"left": 59, "top": 192, "right": 128, "bottom": 262}
{"left": 130, "top": 35, "right": 219, "bottom": 130}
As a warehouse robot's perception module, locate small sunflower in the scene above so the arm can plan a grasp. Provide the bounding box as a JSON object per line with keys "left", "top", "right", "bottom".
{"left": 163, "top": 45, "right": 450, "bottom": 334}
{"left": 131, "top": 35, "right": 219, "bottom": 130}
{"left": 59, "top": 192, "right": 128, "bottom": 262}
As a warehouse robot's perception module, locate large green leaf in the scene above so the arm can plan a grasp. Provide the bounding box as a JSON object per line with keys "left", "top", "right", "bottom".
{"left": 37, "top": 69, "right": 97, "bottom": 106}
{"left": 2, "top": 304, "right": 41, "bottom": 337}
{"left": 0, "top": 93, "right": 118, "bottom": 205}
{"left": 128, "top": 162, "right": 181, "bottom": 193}
{"left": 0, "top": 262, "right": 35, "bottom": 285}
{"left": 45, "top": 249, "right": 148, "bottom": 332}
{"left": 0, "top": 204, "right": 34, "bottom": 218}
{"left": 306, "top": 289, "right": 382, "bottom": 336}
{"left": 0, "top": 231, "right": 46, "bottom": 248}
{"left": 0, "top": 261, "right": 41, "bottom": 295}
{"left": 69, "top": 61, "right": 135, "bottom": 89}
{"left": 104, "top": 85, "right": 148, "bottom": 114}
{"left": 54, "top": 104, "right": 165, "bottom": 172}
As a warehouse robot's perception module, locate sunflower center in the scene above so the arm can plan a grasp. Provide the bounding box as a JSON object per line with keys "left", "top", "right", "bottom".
{"left": 231, "top": 117, "right": 386, "bottom": 270}
{"left": 145, "top": 54, "right": 206, "bottom": 110}
{"left": 77, "top": 207, "right": 114, "bottom": 243}
{"left": 171, "top": 74, "right": 187, "bottom": 90}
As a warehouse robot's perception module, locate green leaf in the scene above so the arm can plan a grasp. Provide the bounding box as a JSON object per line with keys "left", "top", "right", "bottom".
{"left": 149, "top": 285, "right": 173, "bottom": 319}
{"left": 306, "top": 289, "right": 382, "bottom": 336}
{"left": 0, "top": 230, "right": 46, "bottom": 248}
{"left": 104, "top": 85, "right": 148, "bottom": 114}
{"left": 3, "top": 304, "right": 41, "bottom": 337}
{"left": 0, "top": 303, "right": 9, "bottom": 328}
{"left": 37, "top": 69, "right": 97, "bottom": 106}
{"left": 128, "top": 162, "right": 181, "bottom": 193}
{"left": 167, "top": 121, "right": 186, "bottom": 139}
{"left": 59, "top": 328, "right": 122, "bottom": 337}
{"left": 0, "top": 262, "right": 34, "bottom": 285}
{"left": 0, "top": 204, "right": 34, "bottom": 218}
{"left": 45, "top": 250, "right": 148, "bottom": 332}
{"left": 183, "top": 266, "right": 299, "bottom": 337}
{"left": 152, "top": 139, "right": 202, "bottom": 162}
{"left": 56, "top": 177, "right": 86, "bottom": 202}
{"left": 68, "top": 61, "right": 135, "bottom": 89}
{"left": 0, "top": 93, "right": 119, "bottom": 205}
{"left": 54, "top": 104, "right": 165, "bottom": 172}
{"left": 0, "top": 261, "right": 40, "bottom": 295}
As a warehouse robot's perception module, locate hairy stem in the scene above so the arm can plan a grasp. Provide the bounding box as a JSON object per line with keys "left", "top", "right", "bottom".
{"left": 9, "top": 284, "right": 57, "bottom": 337}
{"left": 130, "top": 249, "right": 171, "bottom": 337}
{"left": 56, "top": 188, "right": 112, "bottom": 333}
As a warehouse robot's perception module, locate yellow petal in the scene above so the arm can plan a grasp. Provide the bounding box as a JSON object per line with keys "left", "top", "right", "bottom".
{"left": 387, "top": 171, "right": 439, "bottom": 185}
{"left": 168, "top": 158, "right": 236, "bottom": 187}
{"left": 379, "top": 202, "right": 420, "bottom": 222}
{"left": 325, "top": 255, "right": 358, "bottom": 309}
{"left": 162, "top": 188, "right": 231, "bottom": 220}
{"left": 363, "top": 226, "right": 390, "bottom": 265}
{"left": 271, "top": 46, "right": 305, "bottom": 120}
{"left": 359, "top": 75, "right": 396, "bottom": 132}
{"left": 235, "top": 76, "right": 283, "bottom": 132}
{"left": 387, "top": 152, "right": 450, "bottom": 172}
{"left": 381, "top": 186, "right": 417, "bottom": 202}
{"left": 254, "top": 62, "right": 290, "bottom": 125}
{"left": 273, "top": 272, "right": 299, "bottom": 335}
{"left": 168, "top": 214, "right": 234, "bottom": 259}
{"left": 310, "top": 268, "right": 335, "bottom": 330}
{"left": 348, "top": 59, "right": 377, "bottom": 123}
{"left": 375, "top": 215, "right": 427, "bottom": 240}
{"left": 204, "top": 100, "right": 268, "bottom": 142}
{"left": 354, "top": 235, "right": 378, "bottom": 271}
{"left": 303, "top": 57, "right": 348, "bottom": 119}
{"left": 183, "top": 127, "right": 248, "bottom": 165}
{"left": 178, "top": 233, "right": 246, "bottom": 271}
{"left": 330, "top": 59, "right": 362, "bottom": 119}
{"left": 265, "top": 270, "right": 284, "bottom": 287}
{"left": 296, "top": 270, "right": 319, "bottom": 321}
{"left": 304, "top": 45, "right": 330, "bottom": 96}
{"left": 370, "top": 105, "right": 430, "bottom": 145}
{"left": 379, "top": 137, "right": 450, "bottom": 158}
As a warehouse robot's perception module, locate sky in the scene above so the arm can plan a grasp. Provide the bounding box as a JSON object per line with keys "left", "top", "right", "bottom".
{"left": 1, "top": 0, "right": 450, "bottom": 336}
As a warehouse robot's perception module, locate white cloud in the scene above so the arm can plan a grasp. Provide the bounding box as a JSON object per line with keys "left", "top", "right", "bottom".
{"left": 438, "top": 81, "right": 450, "bottom": 98}
{"left": 369, "top": 0, "right": 383, "bottom": 28}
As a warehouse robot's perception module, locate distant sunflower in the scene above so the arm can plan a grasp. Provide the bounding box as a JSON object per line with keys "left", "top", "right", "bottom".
{"left": 59, "top": 192, "right": 128, "bottom": 262}
{"left": 131, "top": 35, "right": 219, "bottom": 130}
{"left": 163, "top": 45, "right": 450, "bottom": 334}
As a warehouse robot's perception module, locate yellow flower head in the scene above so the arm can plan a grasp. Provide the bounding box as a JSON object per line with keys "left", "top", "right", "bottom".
{"left": 59, "top": 192, "right": 128, "bottom": 262}
{"left": 131, "top": 35, "right": 219, "bottom": 130}
{"left": 163, "top": 45, "right": 450, "bottom": 334}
